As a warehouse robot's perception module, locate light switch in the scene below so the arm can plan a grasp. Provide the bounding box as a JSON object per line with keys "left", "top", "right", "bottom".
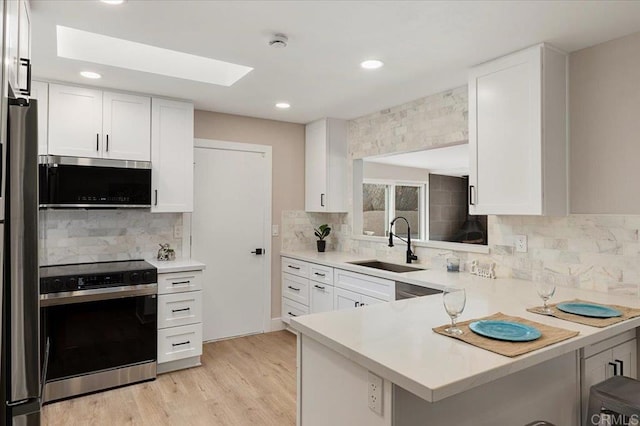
{"left": 272, "top": 225, "right": 279, "bottom": 237}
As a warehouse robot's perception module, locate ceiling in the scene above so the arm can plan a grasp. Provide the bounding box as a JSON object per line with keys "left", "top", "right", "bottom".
{"left": 31, "top": 1, "right": 640, "bottom": 124}
{"left": 366, "top": 144, "right": 469, "bottom": 176}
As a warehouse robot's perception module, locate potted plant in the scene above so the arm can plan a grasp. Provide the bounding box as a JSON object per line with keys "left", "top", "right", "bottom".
{"left": 314, "top": 224, "right": 331, "bottom": 252}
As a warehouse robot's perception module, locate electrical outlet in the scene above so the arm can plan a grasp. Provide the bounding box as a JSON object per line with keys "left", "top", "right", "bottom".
{"left": 368, "top": 371, "right": 383, "bottom": 415}
{"left": 174, "top": 224, "right": 183, "bottom": 239}
{"left": 515, "top": 234, "right": 528, "bottom": 253}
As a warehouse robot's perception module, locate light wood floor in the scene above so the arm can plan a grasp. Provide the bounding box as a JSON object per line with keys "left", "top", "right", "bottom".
{"left": 42, "top": 331, "right": 297, "bottom": 426}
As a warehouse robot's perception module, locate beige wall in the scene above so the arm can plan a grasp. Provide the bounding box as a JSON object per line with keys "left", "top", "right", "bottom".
{"left": 194, "top": 110, "right": 305, "bottom": 320}
{"left": 570, "top": 30, "right": 640, "bottom": 213}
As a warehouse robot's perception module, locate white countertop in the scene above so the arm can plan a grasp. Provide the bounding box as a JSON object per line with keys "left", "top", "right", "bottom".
{"left": 146, "top": 258, "right": 206, "bottom": 274}
{"left": 287, "top": 250, "right": 640, "bottom": 403}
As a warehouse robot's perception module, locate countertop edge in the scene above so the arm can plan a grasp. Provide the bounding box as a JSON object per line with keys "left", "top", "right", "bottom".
{"left": 145, "top": 258, "right": 206, "bottom": 273}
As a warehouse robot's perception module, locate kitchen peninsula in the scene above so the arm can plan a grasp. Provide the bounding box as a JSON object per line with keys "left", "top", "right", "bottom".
{"left": 288, "top": 252, "right": 640, "bottom": 426}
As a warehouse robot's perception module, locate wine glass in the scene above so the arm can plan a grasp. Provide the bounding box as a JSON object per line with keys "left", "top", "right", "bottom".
{"left": 535, "top": 281, "right": 556, "bottom": 314}
{"left": 443, "top": 287, "right": 466, "bottom": 335}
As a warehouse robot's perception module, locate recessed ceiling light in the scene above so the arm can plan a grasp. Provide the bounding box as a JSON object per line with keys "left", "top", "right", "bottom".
{"left": 275, "top": 102, "right": 290, "bottom": 109}
{"left": 100, "top": 0, "right": 126, "bottom": 4}
{"left": 360, "top": 59, "right": 384, "bottom": 70}
{"left": 57, "top": 26, "right": 253, "bottom": 86}
{"left": 80, "top": 71, "right": 102, "bottom": 79}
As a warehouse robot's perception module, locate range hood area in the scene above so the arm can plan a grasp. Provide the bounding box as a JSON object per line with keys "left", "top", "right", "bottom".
{"left": 38, "top": 155, "right": 153, "bottom": 209}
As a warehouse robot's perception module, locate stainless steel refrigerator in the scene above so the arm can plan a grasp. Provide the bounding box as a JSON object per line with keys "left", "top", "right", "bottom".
{"left": 0, "top": 97, "right": 41, "bottom": 425}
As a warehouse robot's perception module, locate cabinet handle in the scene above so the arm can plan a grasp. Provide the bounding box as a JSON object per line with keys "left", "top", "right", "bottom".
{"left": 287, "top": 286, "right": 300, "bottom": 292}
{"left": 288, "top": 311, "right": 297, "bottom": 317}
{"left": 287, "top": 265, "right": 300, "bottom": 270}
{"left": 469, "top": 185, "right": 475, "bottom": 206}
{"left": 609, "top": 362, "right": 619, "bottom": 377}
{"left": 320, "top": 193, "right": 325, "bottom": 207}
{"left": 18, "top": 58, "right": 31, "bottom": 95}
{"left": 106, "top": 134, "right": 109, "bottom": 152}
{"left": 314, "top": 272, "right": 326, "bottom": 277}
{"left": 172, "top": 341, "right": 190, "bottom": 347}
{"left": 154, "top": 189, "right": 158, "bottom": 206}
{"left": 171, "top": 280, "right": 191, "bottom": 285}
{"left": 615, "top": 359, "right": 624, "bottom": 376}
{"left": 354, "top": 301, "right": 359, "bottom": 307}
{"left": 172, "top": 307, "right": 190, "bottom": 313}
{"left": 314, "top": 284, "right": 325, "bottom": 290}
{"left": 96, "top": 134, "right": 99, "bottom": 151}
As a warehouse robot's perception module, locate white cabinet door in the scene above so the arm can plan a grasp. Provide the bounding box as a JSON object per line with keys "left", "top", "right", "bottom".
{"left": 305, "top": 119, "right": 327, "bottom": 212}
{"left": 334, "top": 287, "right": 361, "bottom": 311}
{"left": 5, "top": 0, "right": 19, "bottom": 93}
{"left": 310, "top": 282, "right": 334, "bottom": 314}
{"left": 360, "top": 294, "right": 385, "bottom": 307}
{"left": 48, "top": 84, "right": 103, "bottom": 158}
{"left": 102, "top": 92, "right": 150, "bottom": 161}
{"left": 29, "top": 81, "right": 48, "bottom": 155}
{"left": 16, "top": 0, "right": 30, "bottom": 95}
{"left": 469, "top": 46, "right": 542, "bottom": 215}
{"left": 612, "top": 339, "right": 638, "bottom": 379}
{"left": 151, "top": 98, "right": 194, "bottom": 212}
{"left": 468, "top": 44, "right": 567, "bottom": 216}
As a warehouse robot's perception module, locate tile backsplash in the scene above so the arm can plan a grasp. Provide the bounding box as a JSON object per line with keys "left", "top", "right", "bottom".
{"left": 39, "top": 210, "right": 183, "bottom": 266}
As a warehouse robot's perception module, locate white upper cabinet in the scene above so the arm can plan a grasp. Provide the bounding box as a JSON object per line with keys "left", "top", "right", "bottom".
{"left": 29, "top": 80, "right": 48, "bottom": 155}
{"left": 48, "top": 84, "right": 103, "bottom": 158}
{"left": 305, "top": 118, "right": 347, "bottom": 212}
{"left": 102, "top": 92, "right": 151, "bottom": 161}
{"left": 48, "top": 84, "right": 151, "bottom": 161}
{"left": 6, "top": 0, "right": 31, "bottom": 96}
{"left": 468, "top": 44, "right": 568, "bottom": 216}
{"left": 151, "top": 98, "right": 194, "bottom": 213}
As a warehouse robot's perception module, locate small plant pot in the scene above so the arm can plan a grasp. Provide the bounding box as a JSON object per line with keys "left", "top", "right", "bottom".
{"left": 316, "top": 240, "right": 326, "bottom": 252}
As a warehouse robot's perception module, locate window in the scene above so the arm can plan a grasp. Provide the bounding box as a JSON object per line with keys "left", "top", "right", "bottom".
{"left": 362, "top": 180, "right": 426, "bottom": 239}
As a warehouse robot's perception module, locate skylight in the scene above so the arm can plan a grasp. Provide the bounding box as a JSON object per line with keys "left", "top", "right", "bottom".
{"left": 56, "top": 25, "right": 253, "bottom": 86}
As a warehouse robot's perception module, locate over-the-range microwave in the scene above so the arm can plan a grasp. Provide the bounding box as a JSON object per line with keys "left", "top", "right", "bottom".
{"left": 39, "top": 156, "right": 152, "bottom": 208}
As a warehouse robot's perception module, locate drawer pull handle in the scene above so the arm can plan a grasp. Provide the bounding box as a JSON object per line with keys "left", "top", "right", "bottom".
{"left": 314, "top": 272, "right": 326, "bottom": 277}
{"left": 615, "top": 359, "right": 624, "bottom": 376}
{"left": 288, "top": 311, "right": 297, "bottom": 317}
{"left": 609, "top": 362, "right": 618, "bottom": 376}
{"left": 287, "top": 265, "right": 300, "bottom": 270}
{"left": 172, "top": 280, "right": 191, "bottom": 285}
{"left": 314, "top": 284, "right": 325, "bottom": 290}
{"left": 172, "top": 307, "right": 191, "bottom": 313}
{"left": 172, "top": 341, "right": 190, "bottom": 347}
{"left": 287, "top": 286, "right": 300, "bottom": 292}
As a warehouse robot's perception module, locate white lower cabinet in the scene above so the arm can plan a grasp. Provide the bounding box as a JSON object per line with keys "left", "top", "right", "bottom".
{"left": 158, "top": 323, "right": 203, "bottom": 364}
{"left": 156, "top": 265, "right": 205, "bottom": 374}
{"left": 282, "top": 298, "right": 309, "bottom": 324}
{"left": 310, "top": 283, "right": 334, "bottom": 314}
{"left": 334, "top": 287, "right": 385, "bottom": 310}
{"left": 580, "top": 330, "right": 638, "bottom": 421}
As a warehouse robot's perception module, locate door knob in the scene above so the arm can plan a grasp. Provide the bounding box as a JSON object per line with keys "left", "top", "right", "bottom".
{"left": 251, "top": 248, "right": 264, "bottom": 255}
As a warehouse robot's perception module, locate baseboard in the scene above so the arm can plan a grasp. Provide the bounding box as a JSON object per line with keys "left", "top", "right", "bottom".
{"left": 270, "top": 317, "right": 285, "bottom": 332}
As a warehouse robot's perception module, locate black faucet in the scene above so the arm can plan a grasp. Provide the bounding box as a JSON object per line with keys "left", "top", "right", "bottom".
{"left": 388, "top": 216, "right": 418, "bottom": 264}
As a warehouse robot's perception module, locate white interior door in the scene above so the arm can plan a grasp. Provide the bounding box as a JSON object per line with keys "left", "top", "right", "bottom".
{"left": 192, "top": 139, "right": 271, "bottom": 341}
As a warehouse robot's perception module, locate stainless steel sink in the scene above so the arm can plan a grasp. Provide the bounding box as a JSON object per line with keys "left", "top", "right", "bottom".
{"left": 348, "top": 260, "right": 425, "bottom": 273}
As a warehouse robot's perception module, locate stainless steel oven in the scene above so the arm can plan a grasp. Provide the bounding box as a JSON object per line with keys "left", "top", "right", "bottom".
{"left": 39, "top": 261, "right": 157, "bottom": 403}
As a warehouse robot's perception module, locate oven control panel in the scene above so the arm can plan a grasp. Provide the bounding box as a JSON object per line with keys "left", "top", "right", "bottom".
{"left": 40, "top": 263, "right": 157, "bottom": 295}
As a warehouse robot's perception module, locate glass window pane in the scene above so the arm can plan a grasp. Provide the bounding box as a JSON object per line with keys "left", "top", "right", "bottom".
{"left": 394, "top": 185, "right": 419, "bottom": 239}
{"left": 362, "top": 183, "right": 387, "bottom": 237}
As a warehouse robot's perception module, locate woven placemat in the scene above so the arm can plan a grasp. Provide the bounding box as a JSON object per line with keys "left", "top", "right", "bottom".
{"left": 432, "top": 312, "right": 579, "bottom": 357}
{"left": 527, "top": 300, "right": 640, "bottom": 328}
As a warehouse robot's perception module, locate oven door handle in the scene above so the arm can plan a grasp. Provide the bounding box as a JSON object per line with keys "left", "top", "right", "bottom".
{"left": 40, "top": 284, "right": 157, "bottom": 307}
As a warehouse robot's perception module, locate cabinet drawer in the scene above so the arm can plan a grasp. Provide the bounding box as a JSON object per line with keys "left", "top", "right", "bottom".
{"left": 334, "top": 269, "right": 394, "bottom": 301}
{"left": 310, "top": 264, "right": 333, "bottom": 286}
{"left": 158, "top": 323, "right": 202, "bottom": 363}
{"left": 282, "top": 298, "right": 309, "bottom": 325}
{"left": 281, "top": 257, "right": 309, "bottom": 278}
{"left": 158, "top": 291, "right": 202, "bottom": 329}
{"left": 158, "top": 270, "right": 202, "bottom": 295}
{"left": 282, "top": 273, "right": 310, "bottom": 305}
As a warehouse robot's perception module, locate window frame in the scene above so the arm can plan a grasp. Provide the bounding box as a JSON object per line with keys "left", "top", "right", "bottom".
{"left": 362, "top": 178, "right": 428, "bottom": 240}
